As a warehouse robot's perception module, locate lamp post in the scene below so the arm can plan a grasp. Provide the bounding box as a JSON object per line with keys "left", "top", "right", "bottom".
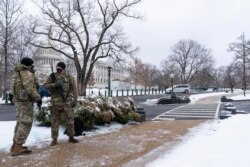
{"left": 106, "top": 56, "right": 113, "bottom": 97}
{"left": 170, "top": 73, "right": 175, "bottom": 99}
{"left": 170, "top": 73, "right": 174, "bottom": 93}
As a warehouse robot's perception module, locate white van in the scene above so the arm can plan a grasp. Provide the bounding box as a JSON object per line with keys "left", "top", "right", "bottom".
{"left": 166, "top": 84, "right": 190, "bottom": 93}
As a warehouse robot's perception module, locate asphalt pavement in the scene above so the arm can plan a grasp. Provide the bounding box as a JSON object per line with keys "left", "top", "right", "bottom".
{"left": 2, "top": 93, "right": 249, "bottom": 122}
{"left": 224, "top": 101, "right": 250, "bottom": 113}
{"left": 0, "top": 94, "right": 181, "bottom": 122}
{"left": 0, "top": 103, "right": 16, "bottom": 121}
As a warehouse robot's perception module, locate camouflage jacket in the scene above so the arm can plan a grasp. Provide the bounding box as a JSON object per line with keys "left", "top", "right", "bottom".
{"left": 43, "top": 70, "right": 78, "bottom": 106}
{"left": 12, "top": 63, "right": 41, "bottom": 102}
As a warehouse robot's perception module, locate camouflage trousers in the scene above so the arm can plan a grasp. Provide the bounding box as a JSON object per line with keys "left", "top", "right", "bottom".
{"left": 13, "top": 101, "right": 34, "bottom": 145}
{"left": 50, "top": 105, "right": 75, "bottom": 139}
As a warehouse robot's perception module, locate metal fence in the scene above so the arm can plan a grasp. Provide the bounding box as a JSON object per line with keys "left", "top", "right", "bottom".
{"left": 87, "top": 88, "right": 166, "bottom": 97}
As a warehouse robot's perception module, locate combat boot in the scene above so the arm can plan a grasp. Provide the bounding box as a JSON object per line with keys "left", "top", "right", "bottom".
{"left": 50, "top": 138, "right": 58, "bottom": 146}
{"left": 10, "top": 140, "right": 28, "bottom": 152}
{"left": 12, "top": 144, "right": 32, "bottom": 156}
{"left": 68, "top": 136, "right": 79, "bottom": 143}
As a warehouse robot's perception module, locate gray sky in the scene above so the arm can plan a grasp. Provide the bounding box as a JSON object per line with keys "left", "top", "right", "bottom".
{"left": 25, "top": 0, "right": 250, "bottom": 68}
{"left": 122, "top": 0, "right": 250, "bottom": 68}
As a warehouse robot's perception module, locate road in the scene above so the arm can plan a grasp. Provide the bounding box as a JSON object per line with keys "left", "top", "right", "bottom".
{"left": 131, "top": 94, "right": 250, "bottom": 120}
{"left": 0, "top": 104, "right": 16, "bottom": 121}
{"left": 0, "top": 94, "right": 184, "bottom": 121}
{"left": 1, "top": 93, "right": 249, "bottom": 122}
{"left": 231, "top": 101, "right": 250, "bottom": 113}
{"left": 153, "top": 103, "right": 219, "bottom": 120}
{"left": 128, "top": 93, "right": 190, "bottom": 120}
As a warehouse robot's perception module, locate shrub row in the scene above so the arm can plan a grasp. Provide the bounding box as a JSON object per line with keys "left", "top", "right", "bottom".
{"left": 35, "top": 96, "right": 140, "bottom": 130}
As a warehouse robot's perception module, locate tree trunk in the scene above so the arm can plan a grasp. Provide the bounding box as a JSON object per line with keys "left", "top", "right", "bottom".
{"left": 243, "top": 41, "right": 246, "bottom": 96}
{"left": 3, "top": 35, "right": 8, "bottom": 100}
{"left": 77, "top": 73, "right": 87, "bottom": 96}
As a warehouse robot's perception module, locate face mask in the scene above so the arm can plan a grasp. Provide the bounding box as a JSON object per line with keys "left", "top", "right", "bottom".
{"left": 57, "top": 68, "right": 63, "bottom": 73}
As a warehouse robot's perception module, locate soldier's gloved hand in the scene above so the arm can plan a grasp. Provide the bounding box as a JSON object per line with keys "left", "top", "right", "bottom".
{"left": 55, "top": 81, "right": 62, "bottom": 88}
{"left": 71, "top": 99, "right": 77, "bottom": 107}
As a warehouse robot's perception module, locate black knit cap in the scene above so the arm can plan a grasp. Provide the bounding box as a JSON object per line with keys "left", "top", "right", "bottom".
{"left": 56, "top": 62, "right": 66, "bottom": 70}
{"left": 21, "top": 57, "right": 34, "bottom": 67}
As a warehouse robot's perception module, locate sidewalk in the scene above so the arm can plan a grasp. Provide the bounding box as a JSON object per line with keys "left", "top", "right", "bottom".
{"left": 0, "top": 119, "right": 205, "bottom": 167}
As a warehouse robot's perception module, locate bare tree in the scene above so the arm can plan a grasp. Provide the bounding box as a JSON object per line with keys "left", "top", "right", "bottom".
{"left": 228, "top": 33, "right": 250, "bottom": 96}
{"left": 31, "top": 0, "right": 142, "bottom": 96}
{"left": 212, "top": 68, "right": 223, "bottom": 92}
{"left": 168, "top": 39, "right": 214, "bottom": 84}
{"left": 150, "top": 69, "right": 164, "bottom": 89}
{"left": 139, "top": 63, "right": 158, "bottom": 89}
{"left": 127, "top": 57, "right": 144, "bottom": 89}
{"left": 87, "top": 72, "right": 95, "bottom": 94}
{"left": 0, "top": 0, "right": 24, "bottom": 98}
{"left": 160, "top": 59, "right": 181, "bottom": 87}
{"left": 191, "top": 66, "right": 215, "bottom": 90}
{"left": 224, "top": 63, "right": 237, "bottom": 93}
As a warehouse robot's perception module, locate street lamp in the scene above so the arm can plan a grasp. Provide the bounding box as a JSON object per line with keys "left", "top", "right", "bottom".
{"left": 106, "top": 56, "right": 113, "bottom": 97}
{"left": 170, "top": 73, "right": 176, "bottom": 99}
{"left": 170, "top": 73, "right": 174, "bottom": 93}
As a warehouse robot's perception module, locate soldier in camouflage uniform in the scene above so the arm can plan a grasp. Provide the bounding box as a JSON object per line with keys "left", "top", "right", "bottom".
{"left": 11, "top": 57, "right": 41, "bottom": 156}
{"left": 44, "top": 62, "right": 79, "bottom": 146}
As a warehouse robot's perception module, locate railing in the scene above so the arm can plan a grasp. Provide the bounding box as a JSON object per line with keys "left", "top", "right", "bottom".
{"left": 86, "top": 87, "right": 231, "bottom": 97}
{"left": 87, "top": 88, "right": 166, "bottom": 97}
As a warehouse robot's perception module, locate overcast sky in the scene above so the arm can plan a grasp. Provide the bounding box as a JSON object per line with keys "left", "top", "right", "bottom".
{"left": 25, "top": 0, "right": 250, "bottom": 68}
{"left": 122, "top": 0, "right": 250, "bottom": 68}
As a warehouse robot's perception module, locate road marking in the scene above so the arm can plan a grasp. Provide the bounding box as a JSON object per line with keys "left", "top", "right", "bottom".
{"left": 153, "top": 103, "right": 220, "bottom": 120}
{"left": 152, "top": 105, "right": 187, "bottom": 121}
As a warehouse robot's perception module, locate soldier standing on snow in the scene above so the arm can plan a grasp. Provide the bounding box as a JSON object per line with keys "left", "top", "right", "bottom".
{"left": 10, "top": 57, "right": 41, "bottom": 156}
{"left": 44, "top": 62, "right": 78, "bottom": 146}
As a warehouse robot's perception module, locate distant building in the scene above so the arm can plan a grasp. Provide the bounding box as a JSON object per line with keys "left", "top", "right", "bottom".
{"left": 33, "top": 44, "right": 131, "bottom": 89}
{"left": 92, "top": 60, "right": 130, "bottom": 89}
{"left": 33, "top": 41, "right": 63, "bottom": 83}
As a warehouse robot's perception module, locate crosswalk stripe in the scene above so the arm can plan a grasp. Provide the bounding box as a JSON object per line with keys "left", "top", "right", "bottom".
{"left": 160, "top": 115, "right": 215, "bottom": 118}
{"left": 152, "top": 103, "right": 220, "bottom": 120}
{"left": 164, "top": 113, "right": 215, "bottom": 116}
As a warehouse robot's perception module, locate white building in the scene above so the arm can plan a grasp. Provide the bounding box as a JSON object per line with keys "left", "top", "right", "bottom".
{"left": 93, "top": 60, "right": 130, "bottom": 89}
{"left": 33, "top": 46, "right": 131, "bottom": 89}
{"left": 33, "top": 42, "right": 63, "bottom": 83}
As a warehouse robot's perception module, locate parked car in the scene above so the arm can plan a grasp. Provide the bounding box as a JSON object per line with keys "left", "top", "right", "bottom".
{"left": 166, "top": 84, "right": 190, "bottom": 94}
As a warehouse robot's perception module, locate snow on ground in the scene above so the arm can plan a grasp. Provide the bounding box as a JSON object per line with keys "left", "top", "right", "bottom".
{"left": 0, "top": 120, "right": 123, "bottom": 152}
{"left": 230, "top": 93, "right": 250, "bottom": 100}
{"left": 143, "top": 98, "right": 159, "bottom": 105}
{"left": 1, "top": 91, "right": 250, "bottom": 167}
{"left": 146, "top": 114, "right": 250, "bottom": 167}
{"left": 189, "top": 92, "right": 229, "bottom": 103}
{"left": 0, "top": 94, "right": 123, "bottom": 152}
{"left": 143, "top": 91, "right": 233, "bottom": 105}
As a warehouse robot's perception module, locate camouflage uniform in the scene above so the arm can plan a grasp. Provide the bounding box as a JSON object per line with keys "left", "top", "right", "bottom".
{"left": 12, "top": 63, "right": 41, "bottom": 145}
{"left": 44, "top": 70, "right": 78, "bottom": 139}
